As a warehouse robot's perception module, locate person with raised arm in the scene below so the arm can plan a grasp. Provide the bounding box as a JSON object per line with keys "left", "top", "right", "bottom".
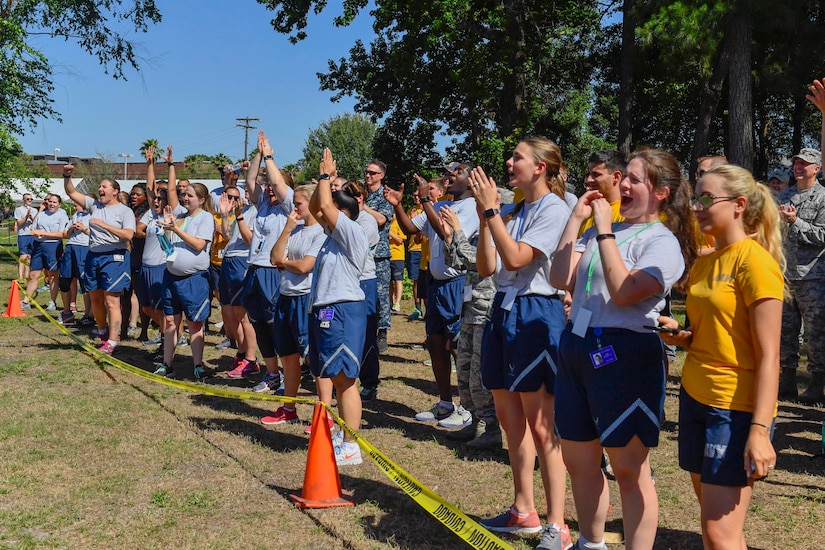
{"left": 550, "top": 149, "right": 698, "bottom": 550}
{"left": 384, "top": 165, "right": 479, "bottom": 425}
{"left": 63, "top": 165, "right": 135, "bottom": 355}
{"left": 658, "top": 165, "right": 784, "bottom": 549}
{"left": 471, "top": 138, "right": 573, "bottom": 550}
{"left": 307, "top": 149, "right": 368, "bottom": 465}
{"left": 232, "top": 131, "right": 294, "bottom": 384}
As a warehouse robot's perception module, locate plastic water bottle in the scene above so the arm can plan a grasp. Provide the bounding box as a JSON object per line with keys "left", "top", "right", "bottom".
{"left": 153, "top": 226, "right": 175, "bottom": 256}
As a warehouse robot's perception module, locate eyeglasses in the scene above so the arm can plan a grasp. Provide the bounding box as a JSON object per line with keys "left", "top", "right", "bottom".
{"left": 689, "top": 194, "right": 739, "bottom": 209}
{"left": 365, "top": 170, "right": 381, "bottom": 176}
{"left": 226, "top": 195, "right": 240, "bottom": 200}
{"left": 23, "top": 197, "right": 32, "bottom": 201}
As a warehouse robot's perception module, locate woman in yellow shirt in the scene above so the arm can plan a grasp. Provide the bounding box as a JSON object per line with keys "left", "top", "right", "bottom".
{"left": 659, "top": 165, "right": 784, "bottom": 549}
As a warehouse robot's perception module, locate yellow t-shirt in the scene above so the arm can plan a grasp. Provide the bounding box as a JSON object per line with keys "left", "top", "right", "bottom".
{"left": 420, "top": 237, "right": 430, "bottom": 270}
{"left": 210, "top": 213, "right": 230, "bottom": 267}
{"left": 389, "top": 219, "right": 406, "bottom": 261}
{"left": 681, "top": 238, "right": 784, "bottom": 413}
{"left": 407, "top": 207, "right": 422, "bottom": 253}
{"left": 579, "top": 200, "right": 624, "bottom": 236}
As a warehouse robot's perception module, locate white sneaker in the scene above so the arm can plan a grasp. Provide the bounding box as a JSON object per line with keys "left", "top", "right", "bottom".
{"left": 437, "top": 405, "right": 472, "bottom": 429}
{"left": 45, "top": 300, "right": 57, "bottom": 311}
{"left": 415, "top": 402, "right": 454, "bottom": 422}
{"left": 334, "top": 440, "right": 362, "bottom": 466}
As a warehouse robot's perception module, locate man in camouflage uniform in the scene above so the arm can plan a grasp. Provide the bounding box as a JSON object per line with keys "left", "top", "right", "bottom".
{"left": 363, "top": 160, "right": 395, "bottom": 356}
{"left": 778, "top": 147, "right": 825, "bottom": 404}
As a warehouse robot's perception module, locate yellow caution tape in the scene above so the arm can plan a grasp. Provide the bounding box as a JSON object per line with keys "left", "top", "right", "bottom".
{"left": 3, "top": 242, "right": 514, "bottom": 549}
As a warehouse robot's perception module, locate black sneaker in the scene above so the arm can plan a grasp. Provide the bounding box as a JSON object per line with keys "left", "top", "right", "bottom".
{"left": 377, "top": 329, "right": 388, "bottom": 354}
{"left": 359, "top": 386, "right": 378, "bottom": 401}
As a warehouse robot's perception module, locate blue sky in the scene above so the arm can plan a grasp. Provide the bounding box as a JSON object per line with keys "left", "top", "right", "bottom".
{"left": 16, "top": 1, "right": 373, "bottom": 167}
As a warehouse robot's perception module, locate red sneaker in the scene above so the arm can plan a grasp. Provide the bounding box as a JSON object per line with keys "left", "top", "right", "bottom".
{"left": 261, "top": 406, "right": 299, "bottom": 425}
{"left": 226, "top": 358, "right": 259, "bottom": 378}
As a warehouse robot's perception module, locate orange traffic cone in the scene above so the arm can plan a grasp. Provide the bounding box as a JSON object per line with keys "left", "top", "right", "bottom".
{"left": 2, "top": 281, "right": 26, "bottom": 318}
{"left": 290, "top": 402, "right": 354, "bottom": 509}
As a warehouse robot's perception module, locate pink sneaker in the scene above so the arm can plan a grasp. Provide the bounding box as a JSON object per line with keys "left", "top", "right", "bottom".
{"left": 261, "top": 406, "right": 299, "bottom": 425}
{"left": 97, "top": 341, "right": 116, "bottom": 355}
{"left": 226, "top": 358, "right": 259, "bottom": 378}
{"left": 303, "top": 413, "right": 334, "bottom": 434}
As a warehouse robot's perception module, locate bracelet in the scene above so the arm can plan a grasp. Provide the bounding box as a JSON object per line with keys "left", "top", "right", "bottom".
{"left": 419, "top": 195, "right": 431, "bottom": 203}
{"left": 751, "top": 422, "right": 770, "bottom": 430}
{"left": 235, "top": 216, "right": 244, "bottom": 221}
{"left": 263, "top": 154, "right": 273, "bottom": 161}
{"left": 596, "top": 233, "right": 616, "bottom": 242}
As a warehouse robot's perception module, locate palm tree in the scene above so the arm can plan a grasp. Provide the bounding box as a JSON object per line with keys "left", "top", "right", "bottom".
{"left": 139, "top": 138, "right": 161, "bottom": 161}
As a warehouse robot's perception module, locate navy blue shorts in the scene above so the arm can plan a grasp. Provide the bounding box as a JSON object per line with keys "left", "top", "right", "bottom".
{"left": 678, "top": 388, "right": 774, "bottom": 487}
{"left": 208, "top": 263, "right": 221, "bottom": 293}
{"left": 218, "top": 255, "right": 248, "bottom": 306}
{"left": 83, "top": 250, "right": 131, "bottom": 293}
{"left": 274, "top": 293, "right": 311, "bottom": 357}
{"left": 138, "top": 264, "right": 166, "bottom": 311}
{"left": 163, "top": 270, "right": 211, "bottom": 322}
{"left": 309, "top": 301, "right": 367, "bottom": 379}
{"left": 59, "top": 244, "right": 88, "bottom": 281}
{"left": 424, "top": 275, "right": 465, "bottom": 340}
{"left": 17, "top": 235, "right": 34, "bottom": 256}
{"left": 390, "top": 259, "right": 405, "bottom": 281}
{"left": 241, "top": 265, "right": 280, "bottom": 323}
{"left": 407, "top": 251, "right": 421, "bottom": 281}
{"left": 481, "top": 293, "right": 565, "bottom": 393}
{"left": 360, "top": 277, "right": 378, "bottom": 316}
{"left": 30, "top": 241, "right": 63, "bottom": 272}
{"left": 555, "top": 325, "right": 666, "bottom": 447}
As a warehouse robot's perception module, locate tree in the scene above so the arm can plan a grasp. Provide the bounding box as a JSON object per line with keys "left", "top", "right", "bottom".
{"left": 1, "top": 0, "right": 163, "bottom": 203}
{"left": 298, "top": 113, "right": 378, "bottom": 182}
{"left": 139, "top": 138, "right": 161, "bottom": 161}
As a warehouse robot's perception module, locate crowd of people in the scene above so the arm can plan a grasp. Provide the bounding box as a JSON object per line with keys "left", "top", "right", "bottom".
{"left": 12, "top": 77, "right": 825, "bottom": 549}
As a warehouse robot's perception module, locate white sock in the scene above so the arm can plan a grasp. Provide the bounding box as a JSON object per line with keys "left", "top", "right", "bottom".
{"left": 577, "top": 533, "right": 606, "bottom": 549}
{"left": 106, "top": 339, "right": 117, "bottom": 348}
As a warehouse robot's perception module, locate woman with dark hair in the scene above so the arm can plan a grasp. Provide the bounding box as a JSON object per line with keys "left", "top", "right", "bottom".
{"left": 125, "top": 182, "right": 150, "bottom": 339}
{"left": 63, "top": 167, "right": 136, "bottom": 355}
{"left": 307, "top": 148, "right": 368, "bottom": 466}
{"left": 550, "top": 148, "right": 697, "bottom": 550}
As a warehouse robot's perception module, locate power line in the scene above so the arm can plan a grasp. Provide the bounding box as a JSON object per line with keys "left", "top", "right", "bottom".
{"left": 235, "top": 117, "right": 260, "bottom": 159}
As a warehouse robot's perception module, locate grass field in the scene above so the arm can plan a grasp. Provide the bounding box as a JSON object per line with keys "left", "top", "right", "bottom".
{"left": 0, "top": 242, "right": 823, "bottom": 549}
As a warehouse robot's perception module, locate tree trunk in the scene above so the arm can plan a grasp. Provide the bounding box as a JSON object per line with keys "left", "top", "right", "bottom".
{"left": 792, "top": 96, "right": 805, "bottom": 156}
{"left": 617, "top": 0, "right": 635, "bottom": 158}
{"left": 499, "top": 0, "right": 527, "bottom": 137}
{"left": 726, "top": 3, "right": 753, "bottom": 170}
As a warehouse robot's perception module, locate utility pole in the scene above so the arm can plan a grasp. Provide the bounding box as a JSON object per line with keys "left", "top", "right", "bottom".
{"left": 235, "top": 117, "right": 260, "bottom": 159}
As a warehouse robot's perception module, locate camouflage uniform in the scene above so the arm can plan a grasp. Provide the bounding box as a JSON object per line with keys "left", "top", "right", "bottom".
{"left": 778, "top": 184, "right": 825, "bottom": 375}
{"left": 366, "top": 185, "right": 395, "bottom": 331}
{"left": 443, "top": 228, "right": 496, "bottom": 424}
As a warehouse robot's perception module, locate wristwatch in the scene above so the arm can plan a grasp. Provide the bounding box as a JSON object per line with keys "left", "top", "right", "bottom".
{"left": 483, "top": 208, "right": 500, "bottom": 219}
{"left": 419, "top": 195, "right": 431, "bottom": 203}
{"left": 319, "top": 173, "right": 330, "bottom": 180}
{"left": 263, "top": 154, "right": 273, "bottom": 161}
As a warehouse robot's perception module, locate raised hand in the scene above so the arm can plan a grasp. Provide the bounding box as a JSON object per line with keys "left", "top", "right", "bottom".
{"left": 469, "top": 166, "right": 498, "bottom": 210}
{"left": 384, "top": 183, "right": 404, "bottom": 206}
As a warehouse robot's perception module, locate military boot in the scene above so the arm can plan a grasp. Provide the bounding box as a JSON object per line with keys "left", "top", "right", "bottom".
{"left": 799, "top": 372, "right": 825, "bottom": 405}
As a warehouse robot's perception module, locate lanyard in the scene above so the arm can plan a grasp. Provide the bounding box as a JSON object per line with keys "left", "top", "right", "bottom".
{"left": 584, "top": 222, "right": 658, "bottom": 297}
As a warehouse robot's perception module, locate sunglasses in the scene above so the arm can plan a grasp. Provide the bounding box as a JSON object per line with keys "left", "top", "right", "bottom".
{"left": 689, "top": 194, "right": 739, "bottom": 209}
{"left": 226, "top": 195, "right": 241, "bottom": 200}
{"left": 365, "top": 170, "right": 382, "bottom": 176}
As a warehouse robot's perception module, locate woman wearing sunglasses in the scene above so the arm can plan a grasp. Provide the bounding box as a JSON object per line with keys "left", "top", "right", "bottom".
{"left": 658, "top": 165, "right": 784, "bottom": 549}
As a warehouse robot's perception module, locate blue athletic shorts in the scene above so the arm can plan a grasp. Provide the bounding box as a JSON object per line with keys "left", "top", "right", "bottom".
{"left": 83, "top": 250, "right": 131, "bottom": 293}
{"left": 555, "top": 325, "right": 666, "bottom": 448}
{"left": 30, "top": 241, "right": 63, "bottom": 272}
{"left": 162, "top": 270, "right": 211, "bottom": 322}
{"left": 218, "top": 255, "right": 248, "bottom": 306}
{"left": 208, "top": 263, "right": 221, "bottom": 293}
{"left": 406, "top": 251, "right": 421, "bottom": 281}
{"left": 360, "top": 277, "right": 378, "bottom": 316}
{"left": 274, "top": 293, "right": 311, "bottom": 357}
{"left": 309, "top": 300, "right": 367, "bottom": 379}
{"left": 241, "top": 265, "right": 280, "bottom": 323}
{"left": 481, "top": 293, "right": 565, "bottom": 393}
{"left": 424, "top": 275, "right": 465, "bottom": 340}
{"left": 390, "top": 259, "right": 405, "bottom": 281}
{"left": 138, "top": 264, "right": 166, "bottom": 311}
{"left": 678, "top": 387, "right": 773, "bottom": 487}
{"left": 17, "top": 235, "right": 34, "bottom": 256}
{"left": 59, "top": 244, "right": 88, "bottom": 281}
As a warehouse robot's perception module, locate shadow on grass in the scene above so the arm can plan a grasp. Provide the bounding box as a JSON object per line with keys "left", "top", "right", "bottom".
{"left": 189, "top": 415, "right": 309, "bottom": 454}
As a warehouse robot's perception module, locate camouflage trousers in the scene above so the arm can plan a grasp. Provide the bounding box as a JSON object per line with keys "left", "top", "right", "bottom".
{"left": 376, "top": 257, "right": 391, "bottom": 331}
{"left": 780, "top": 278, "right": 825, "bottom": 374}
{"left": 456, "top": 321, "right": 496, "bottom": 422}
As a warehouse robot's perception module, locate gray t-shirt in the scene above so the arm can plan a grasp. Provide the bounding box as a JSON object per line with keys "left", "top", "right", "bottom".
{"left": 413, "top": 197, "right": 480, "bottom": 280}
{"left": 166, "top": 209, "right": 215, "bottom": 276}
{"left": 248, "top": 189, "right": 294, "bottom": 267}
{"left": 84, "top": 197, "right": 136, "bottom": 253}
{"left": 14, "top": 205, "right": 34, "bottom": 236}
{"left": 569, "top": 222, "right": 684, "bottom": 332}
{"left": 280, "top": 223, "right": 326, "bottom": 296}
{"left": 356, "top": 210, "right": 379, "bottom": 280}
{"left": 140, "top": 209, "right": 180, "bottom": 267}
{"left": 66, "top": 211, "right": 91, "bottom": 247}
{"left": 494, "top": 194, "right": 569, "bottom": 296}
{"left": 311, "top": 215, "right": 368, "bottom": 308}
{"left": 223, "top": 204, "right": 258, "bottom": 258}
{"left": 33, "top": 208, "right": 69, "bottom": 243}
